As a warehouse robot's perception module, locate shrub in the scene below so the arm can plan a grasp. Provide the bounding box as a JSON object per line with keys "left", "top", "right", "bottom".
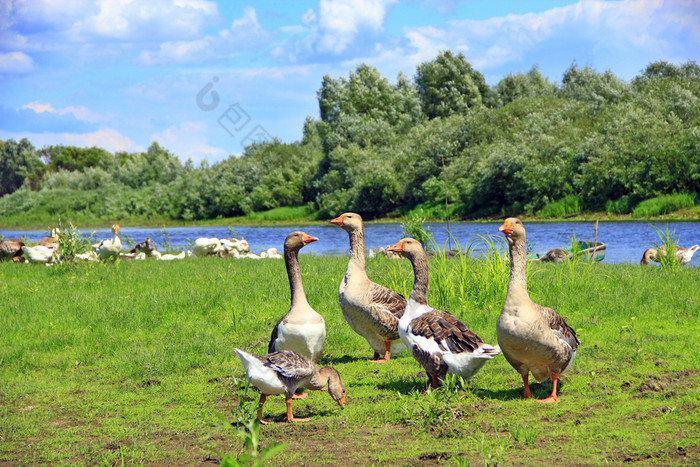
{"left": 536, "top": 195, "right": 582, "bottom": 218}
{"left": 632, "top": 193, "right": 696, "bottom": 217}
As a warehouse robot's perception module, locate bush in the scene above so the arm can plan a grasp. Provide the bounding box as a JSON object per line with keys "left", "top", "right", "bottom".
{"left": 605, "top": 195, "right": 635, "bottom": 214}
{"left": 632, "top": 193, "right": 696, "bottom": 217}
{"left": 536, "top": 195, "right": 582, "bottom": 218}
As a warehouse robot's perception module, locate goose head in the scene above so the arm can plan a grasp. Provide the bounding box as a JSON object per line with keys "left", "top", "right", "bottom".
{"left": 387, "top": 237, "right": 424, "bottom": 260}
{"left": 330, "top": 212, "right": 363, "bottom": 234}
{"left": 319, "top": 366, "right": 346, "bottom": 409}
{"left": 499, "top": 217, "right": 525, "bottom": 246}
{"left": 112, "top": 224, "right": 120, "bottom": 235}
{"left": 640, "top": 248, "right": 658, "bottom": 265}
{"left": 284, "top": 231, "right": 318, "bottom": 253}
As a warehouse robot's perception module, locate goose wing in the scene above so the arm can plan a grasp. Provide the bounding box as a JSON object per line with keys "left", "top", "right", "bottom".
{"left": 368, "top": 281, "right": 406, "bottom": 319}
{"left": 538, "top": 304, "right": 580, "bottom": 351}
{"left": 263, "top": 351, "right": 315, "bottom": 381}
{"left": 410, "top": 309, "right": 486, "bottom": 354}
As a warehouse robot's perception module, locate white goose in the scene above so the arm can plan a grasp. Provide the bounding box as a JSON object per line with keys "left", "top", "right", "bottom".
{"left": 498, "top": 217, "right": 580, "bottom": 403}
{"left": 387, "top": 238, "right": 500, "bottom": 388}
{"left": 193, "top": 238, "right": 224, "bottom": 257}
{"left": 96, "top": 224, "right": 122, "bottom": 261}
{"left": 330, "top": 212, "right": 406, "bottom": 362}
{"left": 234, "top": 349, "right": 346, "bottom": 423}
{"left": 641, "top": 244, "right": 699, "bottom": 266}
{"left": 21, "top": 245, "right": 58, "bottom": 264}
{"left": 268, "top": 232, "right": 326, "bottom": 363}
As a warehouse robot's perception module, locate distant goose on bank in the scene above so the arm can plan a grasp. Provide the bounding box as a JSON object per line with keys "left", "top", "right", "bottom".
{"left": 37, "top": 227, "right": 60, "bottom": 249}
{"left": 96, "top": 224, "right": 122, "bottom": 261}
{"left": 131, "top": 237, "right": 157, "bottom": 256}
{"left": 498, "top": 217, "right": 580, "bottom": 403}
{"left": 234, "top": 349, "right": 345, "bottom": 423}
{"left": 0, "top": 239, "right": 25, "bottom": 262}
{"left": 387, "top": 238, "right": 500, "bottom": 388}
{"left": 641, "top": 244, "right": 699, "bottom": 266}
{"left": 21, "top": 245, "right": 58, "bottom": 264}
{"left": 193, "top": 238, "right": 224, "bottom": 257}
{"left": 330, "top": 212, "right": 406, "bottom": 362}
{"left": 268, "top": 232, "right": 326, "bottom": 363}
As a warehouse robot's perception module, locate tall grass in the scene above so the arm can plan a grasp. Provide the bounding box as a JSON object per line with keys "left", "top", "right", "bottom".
{"left": 649, "top": 224, "right": 682, "bottom": 270}
{"left": 536, "top": 194, "right": 582, "bottom": 218}
{"left": 632, "top": 193, "right": 696, "bottom": 217}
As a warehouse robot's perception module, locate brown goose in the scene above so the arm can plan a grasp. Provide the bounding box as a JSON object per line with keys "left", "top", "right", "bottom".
{"left": 0, "top": 239, "right": 25, "bottom": 262}
{"left": 387, "top": 238, "right": 500, "bottom": 388}
{"left": 641, "top": 244, "right": 699, "bottom": 266}
{"left": 330, "top": 212, "right": 406, "bottom": 362}
{"left": 498, "top": 217, "right": 580, "bottom": 403}
{"left": 268, "top": 232, "right": 326, "bottom": 363}
{"left": 234, "top": 349, "right": 346, "bottom": 423}
{"left": 130, "top": 237, "right": 157, "bottom": 256}
{"left": 37, "top": 227, "right": 60, "bottom": 249}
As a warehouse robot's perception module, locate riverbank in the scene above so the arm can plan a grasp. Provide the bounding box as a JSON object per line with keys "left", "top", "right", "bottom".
{"left": 2, "top": 204, "right": 699, "bottom": 231}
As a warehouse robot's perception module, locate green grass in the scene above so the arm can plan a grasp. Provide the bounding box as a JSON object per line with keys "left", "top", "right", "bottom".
{"left": 536, "top": 195, "right": 583, "bottom": 218}
{"left": 1, "top": 250, "right": 699, "bottom": 465}
{"left": 633, "top": 193, "right": 697, "bottom": 218}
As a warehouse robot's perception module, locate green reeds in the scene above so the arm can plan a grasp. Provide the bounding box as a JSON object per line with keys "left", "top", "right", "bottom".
{"left": 633, "top": 193, "right": 696, "bottom": 217}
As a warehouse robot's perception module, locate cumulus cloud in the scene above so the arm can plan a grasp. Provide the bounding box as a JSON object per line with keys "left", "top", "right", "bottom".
{"left": 63, "top": 128, "right": 139, "bottom": 153}
{"left": 137, "top": 6, "right": 270, "bottom": 65}
{"left": 0, "top": 51, "right": 34, "bottom": 73}
{"left": 151, "top": 121, "right": 227, "bottom": 164}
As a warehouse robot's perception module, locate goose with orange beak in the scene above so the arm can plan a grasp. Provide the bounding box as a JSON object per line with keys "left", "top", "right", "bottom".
{"left": 498, "top": 217, "right": 580, "bottom": 403}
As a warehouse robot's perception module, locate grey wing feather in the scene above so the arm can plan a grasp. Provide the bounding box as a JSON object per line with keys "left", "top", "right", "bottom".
{"left": 369, "top": 282, "right": 406, "bottom": 319}
{"left": 539, "top": 305, "right": 580, "bottom": 350}
{"left": 268, "top": 318, "right": 282, "bottom": 353}
{"left": 411, "top": 310, "right": 485, "bottom": 354}
{"left": 263, "top": 351, "right": 315, "bottom": 380}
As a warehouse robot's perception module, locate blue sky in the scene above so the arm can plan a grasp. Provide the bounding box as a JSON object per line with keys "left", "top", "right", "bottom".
{"left": 1, "top": 0, "right": 698, "bottom": 164}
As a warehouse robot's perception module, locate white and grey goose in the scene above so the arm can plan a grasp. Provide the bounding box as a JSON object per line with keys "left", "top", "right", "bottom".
{"left": 498, "top": 217, "right": 580, "bottom": 403}
{"left": 330, "top": 212, "right": 406, "bottom": 362}
{"left": 234, "top": 349, "right": 346, "bottom": 423}
{"left": 387, "top": 238, "right": 500, "bottom": 388}
{"left": 268, "top": 231, "right": 326, "bottom": 363}
{"left": 95, "top": 224, "right": 122, "bottom": 261}
{"left": 641, "top": 244, "right": 699, "bottom": 266}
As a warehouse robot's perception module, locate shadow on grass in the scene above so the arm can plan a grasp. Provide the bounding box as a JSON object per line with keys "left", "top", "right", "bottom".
{"left": 319, "top": 354, "right": 367, "bottom": 365}
{"left": 472, "top": 381, "right": 562, "bottom": 401}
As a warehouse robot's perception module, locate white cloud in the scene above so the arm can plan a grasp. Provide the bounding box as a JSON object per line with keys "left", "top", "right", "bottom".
{"left": 0, "top": 51, "right": 34, "bottom": 73}
{"left": 151, "top": 121, "right": 227, "bottom": 164}
{"left": 137, "top": 6, "right": 270, "bottom": 65}
{"left": 63, "top": 128, "right": 139, "bottom": 153}
{"left": 21, "top": 102, "right": 101, "bottom": 123}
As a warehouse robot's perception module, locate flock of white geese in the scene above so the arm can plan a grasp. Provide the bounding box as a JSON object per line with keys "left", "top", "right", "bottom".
{"left": 235, "top": 213, "right": 585, "bottom": 424}
{"left": 0, "top": 224, "right": 283, "bottom": 264}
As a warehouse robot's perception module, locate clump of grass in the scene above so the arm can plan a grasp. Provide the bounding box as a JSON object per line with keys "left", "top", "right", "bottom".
{"left": 649, "top": 224, "right": 682, "bottom": 270}
{"left": 632, "top": 193, "right": 696, "bottom": 217}
{"left": 401, "top": 213, "right": 434, "bottom": 251}
{"left": 56, "top": 221, "right": 94, "bottom": 261}
{"left": 536, "top": 195, "right": 582, "bottom": 218}
{"left": 244, "top": 205, "right": 314, "bottom": 222}
{"left": 605, "top": 195, "right": 635, "bottom": 214}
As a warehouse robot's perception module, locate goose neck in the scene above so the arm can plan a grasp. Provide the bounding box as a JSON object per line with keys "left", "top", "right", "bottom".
{"left": 408, "top": 251, "right": 429, "bottom": 306}
{"left": 505, "top": 237, "right": 530, "bottom": 306}
{"left": 285, "top": 248, "right": 309, "bottom": 309}
{"left": 347, "top": 228, "right": 366, "bottom": 271}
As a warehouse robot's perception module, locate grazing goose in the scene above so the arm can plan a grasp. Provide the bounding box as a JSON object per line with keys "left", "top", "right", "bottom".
{"left": 498, "top": 217, "right": 580, "bottom": 403}
{"left": 155, "top": 250, "right": 187, "bottom": 261}
{"left": 387, "top": 238, "right": 500, "bottom": 388}
{"left": 130, "top": 237, "right": 156, "bottom": 256}
{"left": 641, "top": 244, "right": 699, "bottom": 266}
{"left": 96, "top": 224, "right": 122, "bottom": 261}
{"left": 21, "top": 245, "right": 57, "bottom": 264}
{"left": 330, "top": 212, "right": 406, "bottom": 362}
{"left": 268, "top": 232, "right": 326, "bottom": 363}
{"left": 0, "top": 239, "right": 25, "bottom": 262}
{"left": 234, "top": 349, "right": 346, "bottom": 423}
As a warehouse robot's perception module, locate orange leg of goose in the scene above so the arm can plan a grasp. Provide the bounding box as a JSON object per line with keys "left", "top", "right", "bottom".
{"left": 284, "top": 396, "right": 309, "bottom": 422}
{"left": 370, "top": 342, "right": 391, "bottom": 363}
{"left": 431, "top": 374, "right": 440, "bottom": 389}
{"left": 257, "top": 394, "right": 270, "bottom": 424}
{"left": 522, "top": 374, "right": 533, "bottom": 400}
{"left": 537, "top": 373, "right": 560, "bottom": 403}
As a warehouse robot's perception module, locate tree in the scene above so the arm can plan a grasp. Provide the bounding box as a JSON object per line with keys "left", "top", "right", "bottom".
{"left": 0, "top": 138, "right": 43, "bottom": 196}
{"left": 415, "top": 50, "right": 486, "bottom": 118}
{"left": 494, "top": 66, "right": 557, "bottom": 106}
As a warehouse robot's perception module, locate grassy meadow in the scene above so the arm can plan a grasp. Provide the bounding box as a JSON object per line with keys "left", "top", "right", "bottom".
{"left": 0, "top": 248, "right": 698, "bottom": 465}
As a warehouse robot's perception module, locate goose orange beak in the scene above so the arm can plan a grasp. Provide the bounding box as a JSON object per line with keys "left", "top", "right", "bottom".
{"left": 338, "top": 397, "right": 346, "bottom": 408}
{"left": 329, "top": 215, "right": 343, "bottom": 226}
{"left": 303, "top": 234, "right": 319, "bottom": 244}
{"left": 499, "top": 220, "right": 513, "bottom": 235}
{"left": 386, "top": 241, "right": 403, "bottom": 253}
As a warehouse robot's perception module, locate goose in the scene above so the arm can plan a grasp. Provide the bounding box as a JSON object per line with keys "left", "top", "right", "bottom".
{"left": 155, "top": 250, "right": 187, "bottom": 261}
{"left": 130, "top": 237, "right": 156, "bottom": 256}
{"left": 221, "top": 238, "right": 250, "bottom": 254}
{"left": 330, "top": 212, "right": 406, "bottom": 362}
{"left": 37, "top": 227, "right": 60, "bottom": 249}
{"left": 268, "top": 232, "right": 326, "bottom": 363}
{"left": 387, "top": 238, "right": 500, "bottom": 388}
{"left": 498, "top": 217, "right": 580, "bottom": 403}
{"left": 74, "top": 251, "right": 99, "bottom": 262}
{"left": 119, "top": 252, "right": 146, "bottom": 261}
{"left": 96, "top": 224, "right": 122, "bottom": 261}
{"left": 193, "top": 238, "right": 224, "bottom": 257}
{"left": 0, "top": 239, "right": 25, "bottom": 262}
{"left": 21, "top": 245, "right": 58, "bottom": 264}
{"left": 234, "top": 349, "right": 346, "bottom": 423}
{"left": 641, "top": 244, "right": 699, "bottom": 266}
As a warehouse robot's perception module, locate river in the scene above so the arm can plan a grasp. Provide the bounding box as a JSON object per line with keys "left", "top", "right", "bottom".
{"left": 2, "top": 220, "right": 699, "bottom": 266}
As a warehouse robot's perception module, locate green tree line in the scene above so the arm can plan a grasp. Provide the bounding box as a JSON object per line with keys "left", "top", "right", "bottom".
{"left": 1, "top": 53, "right": 698, "bottom": 224}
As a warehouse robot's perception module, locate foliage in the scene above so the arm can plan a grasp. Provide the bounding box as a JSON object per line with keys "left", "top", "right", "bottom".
{"left": 55, "top": 221, "right": 95, "bottom": 261}
{"left": 632, "top": 193, "right": 696, "bottom": 217}
{"left": 536, "top": 195, "right": 582, "bottom": 218}
{"left": 400, "top": 213, "right": 434, "bottom": 250}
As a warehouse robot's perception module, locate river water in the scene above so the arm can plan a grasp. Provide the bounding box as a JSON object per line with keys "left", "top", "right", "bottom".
{"left": 3, "top": 220, "right": 699, "bottom": 266}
